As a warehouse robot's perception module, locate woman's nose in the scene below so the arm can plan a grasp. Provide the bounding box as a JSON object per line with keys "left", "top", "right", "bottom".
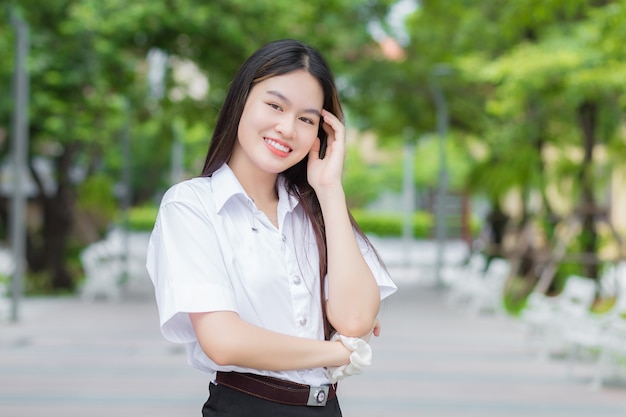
{"left": 275, "top": 117, "right": 296, "bottom": 138}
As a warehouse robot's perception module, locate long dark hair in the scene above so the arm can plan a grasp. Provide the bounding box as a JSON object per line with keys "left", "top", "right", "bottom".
{"left": 201, "top": 39, "right": 374, "bottom": 339}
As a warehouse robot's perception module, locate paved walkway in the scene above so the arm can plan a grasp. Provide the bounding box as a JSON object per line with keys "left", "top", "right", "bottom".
{"left": 341, "top": 283, "right": 626, "bottom": 417}
{"left": 1, "top": 242, "right": 625, "bottom": 416}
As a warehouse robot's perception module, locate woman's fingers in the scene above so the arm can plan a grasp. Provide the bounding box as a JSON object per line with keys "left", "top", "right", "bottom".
{"left": 307, "top": 109, "right": 346, "bottom": 191}
{"left": 308, "top": 137, "right": 321, "bottom": 161}
{"left": 320, "top": 109, "right": 345, "bottom": 160}
{"left": 321, "top": 109, "right": 344, "bottom": 142}
{"left": 372, "top": 319, "right": 381, "bottom": 337}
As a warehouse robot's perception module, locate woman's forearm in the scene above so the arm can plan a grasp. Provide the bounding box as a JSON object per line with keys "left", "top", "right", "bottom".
{"left": 190, "top": 311, "right": 351, "bottom": 371}
{"left": 317, "top": 186, "right": 381, "bottom": 337}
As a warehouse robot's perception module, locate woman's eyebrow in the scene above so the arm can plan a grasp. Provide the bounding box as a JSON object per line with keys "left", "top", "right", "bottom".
{"left": 267, "top": 90, "right": 321, "bottom": 117}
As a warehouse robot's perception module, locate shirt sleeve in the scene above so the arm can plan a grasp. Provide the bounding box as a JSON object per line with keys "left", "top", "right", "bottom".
{"left": 146, "top": 185, "right": 237, "bottom": 344}
{"left": 357, "top": 234, "right": 398, "bottom": 300}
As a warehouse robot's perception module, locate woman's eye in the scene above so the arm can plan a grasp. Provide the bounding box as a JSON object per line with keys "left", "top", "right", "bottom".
{"left": 300, "top": 117, "right": 314, "bottom": 125}
{"left": 268, "top": 103, "right": 282, "bottom": 111}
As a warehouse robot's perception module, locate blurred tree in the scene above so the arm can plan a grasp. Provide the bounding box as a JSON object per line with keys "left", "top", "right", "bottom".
{"left": 3, "top": 0, "right": 625, "bottom": 295}
{"left": 350, "top": 1, "right": 626, "bottom": 292}
{"left": 342, "top": 145, "right": 393, "bottom": 209}
{"left": 1, "top": 1, "right": 132, "bottom": 290}
{"left": 466, "top": 2, "right": 626, "bottom": 285}
{"left": 0, "top": 0, "right": 396, "bottom": 291}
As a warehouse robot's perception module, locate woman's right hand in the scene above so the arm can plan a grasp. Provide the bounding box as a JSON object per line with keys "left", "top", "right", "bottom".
{"left": 306, "top": 109, "right": 346, "bottom": 195}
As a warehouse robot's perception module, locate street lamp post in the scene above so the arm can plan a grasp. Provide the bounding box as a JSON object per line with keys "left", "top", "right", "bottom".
{"left": 429, "top": 65, "right": 452, "bottom": 288}
{"left": 402, "top": 129, "right": 415, "bottom": 267}
{"left": 9, "top": 10, "right": 29, "bottom": 322}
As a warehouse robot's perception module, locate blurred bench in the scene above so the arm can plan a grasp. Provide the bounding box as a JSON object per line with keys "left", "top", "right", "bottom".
{"left": 564, "top": 262, "right": 626, "bottom": 389}
{"left": 444, "top": 253, "right": 510, "bottom": 315}
{"left": 80, "top": 228, "right": 151, "bottom": 301}
{"left": 521, "top": 274, "right": 597, "bottom": 359}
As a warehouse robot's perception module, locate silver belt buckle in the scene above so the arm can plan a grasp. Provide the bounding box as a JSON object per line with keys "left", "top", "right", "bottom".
{"left": 306, "top": 385, "right": 329, "bottom": 406}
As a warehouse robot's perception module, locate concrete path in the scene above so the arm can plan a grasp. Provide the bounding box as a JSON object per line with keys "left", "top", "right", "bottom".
{"left": 1, "top": 242, "right": 625, "bottom": 416}
{"left": 341, "top": 284, "right": 626, "bottom": 417}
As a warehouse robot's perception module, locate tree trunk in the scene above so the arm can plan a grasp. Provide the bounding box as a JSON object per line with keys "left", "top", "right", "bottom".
{"left": 577, "top": 100, "right": 599, "bottom": 279}
{"left": 27, "top": 146, "right": 77, "bottom": 291}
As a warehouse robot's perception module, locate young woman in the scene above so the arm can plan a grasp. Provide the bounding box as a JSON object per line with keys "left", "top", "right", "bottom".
{"left": 147, "top": 39, "right": 397, "bottom": 416}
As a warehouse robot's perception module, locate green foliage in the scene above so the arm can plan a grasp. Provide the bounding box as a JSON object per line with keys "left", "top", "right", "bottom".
{"left": 126, "top": 205, "right": 158, "bottom": 231}
{"left": 591, "top": 297, "right": 615, "bottom": 314}
{"left": 413, "top": 133, "right": 473, "bottom": 191}
{"left": 502, "top": 275, "right": 529, "bottom": 316}
{"left": 76, "top": 174, "right": 117, "bottom": 231}
{"left": 0, "top": 0, "right": 397, "bottom": 290}
{"left": 343, "top": 145, "right": 399, "bottom": 209}
{"left": 0, "top": 273, "right": 8, "bottom": 292}
{"left": 352, "top": 209, "right": 433, "bottom": 238}
{"left": 3, "top": 0, "right": 626, "bottom": 292}
{"left": 127, "top": 205, "right": 436, "bottom": 239}
{"left": 461, "top": 1, "right": 626, "bottom": 204}
{"left": 1, "top": 0, "right": 401, "bottom": 202}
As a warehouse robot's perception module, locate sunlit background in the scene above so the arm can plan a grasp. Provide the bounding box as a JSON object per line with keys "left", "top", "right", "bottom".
{"left": 1, "top": 1, "right": 626, "bottom": 416}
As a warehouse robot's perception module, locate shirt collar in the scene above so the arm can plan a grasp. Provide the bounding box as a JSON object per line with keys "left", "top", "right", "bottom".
{"left": 276, "top": 176, "right": 299, "bottom": 215}
{"left": 211, "top": 164, "right": 248, "bottom": 213}
{"left": 211, "top": 163, "right": 299, "bottom": 214}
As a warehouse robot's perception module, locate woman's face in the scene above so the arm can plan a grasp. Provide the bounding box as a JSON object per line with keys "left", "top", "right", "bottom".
{"left": 231, "top": 70, "right": 324, "bottom": 177}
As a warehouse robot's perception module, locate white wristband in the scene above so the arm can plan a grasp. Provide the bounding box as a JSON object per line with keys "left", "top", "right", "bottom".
{"left": 327, "top": 333, "right": 373, "bottom": 383}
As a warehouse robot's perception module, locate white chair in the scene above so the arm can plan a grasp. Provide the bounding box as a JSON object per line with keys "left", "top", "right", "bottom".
{"left": 521, "top": 274, "right": 597, "bottom": 359}
{"left": 467, "top": 257, "right": 511, "bottom": 314}
{"left": 590, "top": 319, "right": 626, "bottom": 389}
{"left": 80, "top": 237, "right": 125, "bottom": 301}
{"left": 444, "top": 252, "right": 486, "bottom": 305}
{"left": 80, "top": 228, "right": 151, "bottom": 301}
{"left": 444, "top": 253, "right": 510, "bottom": 315}
{"left": 564, "top": 262, "right": 626, "bottom": 388}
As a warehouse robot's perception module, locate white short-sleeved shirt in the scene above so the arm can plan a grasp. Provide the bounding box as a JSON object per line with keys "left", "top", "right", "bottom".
{"left": 146, "top": 163, "right": 397, "bottom": 386}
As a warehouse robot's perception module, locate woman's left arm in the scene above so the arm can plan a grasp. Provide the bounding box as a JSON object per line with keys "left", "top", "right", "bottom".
{"left": 308, "top": 110, "right": 381, "bottom": 338}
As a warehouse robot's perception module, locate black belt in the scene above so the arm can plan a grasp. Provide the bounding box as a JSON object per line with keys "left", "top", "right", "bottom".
{"left": 215, "top": 371, "right": 336, "bottom": 407}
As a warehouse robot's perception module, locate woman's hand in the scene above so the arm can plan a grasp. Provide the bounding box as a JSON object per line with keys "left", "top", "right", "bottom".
{"left": 307, "top": 109, "right": 346, "bottom": 193}
{"left": 361, "top": 319, "right": 381, "bottom": 343}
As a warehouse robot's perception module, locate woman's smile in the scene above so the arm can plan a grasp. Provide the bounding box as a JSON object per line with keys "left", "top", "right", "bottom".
{"left": 264, "top": 137, "right": 292, "bottom": 157}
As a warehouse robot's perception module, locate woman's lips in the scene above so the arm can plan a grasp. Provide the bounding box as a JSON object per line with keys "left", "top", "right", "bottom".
{"left": 264, "top": 138, "right": 292, "bottom": 157}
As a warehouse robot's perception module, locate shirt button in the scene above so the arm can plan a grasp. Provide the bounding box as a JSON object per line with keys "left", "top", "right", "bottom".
{"left": 299, "top": 317, "right": 307, "bottom": 326}
{"left": 281, "top": 234, "right": 286, "bottom": 242}
{"left": 293, "top": 276, "right": 302, "bottom": 285}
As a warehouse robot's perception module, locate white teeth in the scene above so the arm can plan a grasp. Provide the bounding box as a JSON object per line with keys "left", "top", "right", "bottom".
{"left": 266, "top": 139, "right": 291, "bottom": 153}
